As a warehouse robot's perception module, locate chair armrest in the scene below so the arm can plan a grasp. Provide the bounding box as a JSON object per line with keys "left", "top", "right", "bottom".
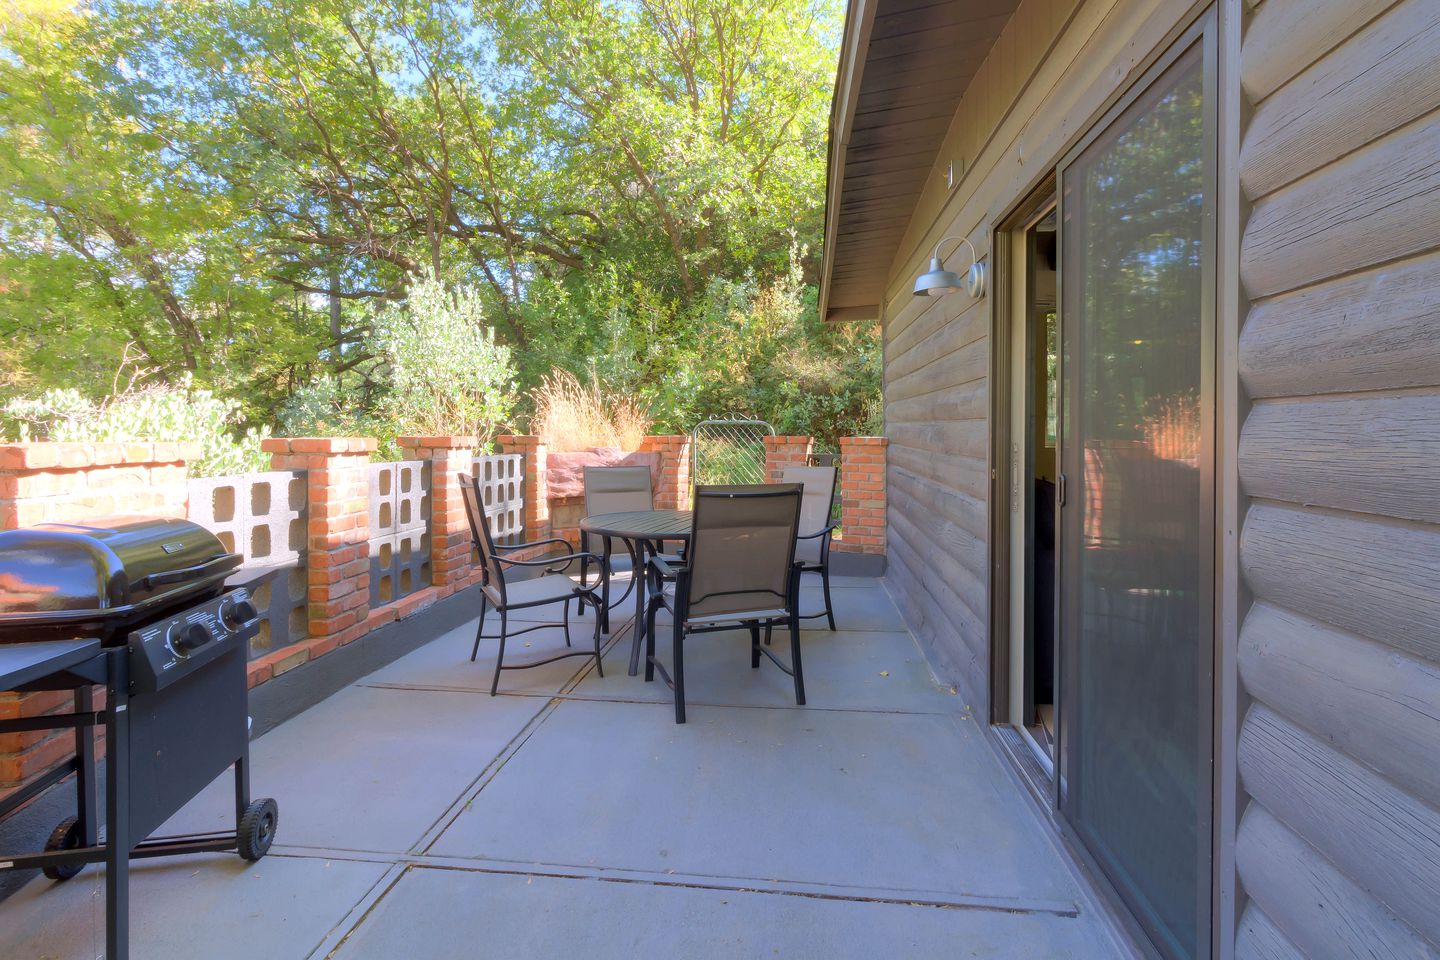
{"left": 494, "top": 551, "right": 603, "bottom": 574}
{"left": 493, "top": 537, "right": 572, "bottom": 552}
{"left": 796, "top": 526, "right": 836, "bottom": 541}
{"left": 646, "top": 553, "right": 686, "bottom": 580}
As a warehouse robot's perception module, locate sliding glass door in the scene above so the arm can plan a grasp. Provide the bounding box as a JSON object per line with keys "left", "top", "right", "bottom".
{"left": 1057, "top": 29, "right": 1214, "bottom": 960}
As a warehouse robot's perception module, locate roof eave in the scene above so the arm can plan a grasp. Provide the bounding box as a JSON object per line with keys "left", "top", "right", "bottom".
{"left": 818, "top": 0, "right": 878, "bottom": 324}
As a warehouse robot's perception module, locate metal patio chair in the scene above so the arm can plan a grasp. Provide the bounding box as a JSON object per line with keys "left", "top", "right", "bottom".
{"left": 642, "top": 484, "right": 805, "bottom": 724}
{"left": 782, "top": 465, "right": 839, "bottom": 631}
{"left": 578, "top": 465, "right": 653, "bottom": 624}
{"left": 459, "top": 473, "right": 605, "bottom": 695}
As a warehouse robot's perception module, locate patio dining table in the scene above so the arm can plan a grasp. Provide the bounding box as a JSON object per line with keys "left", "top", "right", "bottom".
{"left": 579, "top": 509, "right": 691, "bottom": 676}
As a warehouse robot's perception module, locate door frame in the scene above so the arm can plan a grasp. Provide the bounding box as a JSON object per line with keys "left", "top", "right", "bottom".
{"left": 987, "top": 181, "right": 1058, "bottom": 733}
{"left": 986, "top": 8, "right": 1221, "bottom": 959}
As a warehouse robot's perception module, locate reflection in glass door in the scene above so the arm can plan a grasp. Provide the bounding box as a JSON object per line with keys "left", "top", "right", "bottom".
{"left": 1057, "top": 35, "right": 1214, "bottom": 960}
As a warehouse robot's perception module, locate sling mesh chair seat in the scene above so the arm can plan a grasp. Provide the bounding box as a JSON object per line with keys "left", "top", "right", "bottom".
{"left": 642, "top": 484, "right": 805, "bottom": 724}
{"left": 460, "top": 473, "right": 605, "bottom": 695}
{"left": 782, "top": 465, "right": 840, "bottom": 631}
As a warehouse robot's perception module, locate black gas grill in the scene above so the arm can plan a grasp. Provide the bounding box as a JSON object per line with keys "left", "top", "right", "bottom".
{"left": 0, "top": 516, "right": 280, "bottom": 960}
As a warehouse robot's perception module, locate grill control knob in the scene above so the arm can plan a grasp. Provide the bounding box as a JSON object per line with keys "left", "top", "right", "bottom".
{"left": 222, "top": 598, "right": 259, "bottom": 630}
{"left": 171, "top": 622, "right": 211, "bottom": 654}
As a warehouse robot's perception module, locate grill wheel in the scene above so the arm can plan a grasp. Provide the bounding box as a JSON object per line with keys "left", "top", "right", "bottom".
{"left": 238, "top": 798, "right": 278, "bottom": 861}
{"left": 41, "top": 816, "right": 84, "bottom": 881}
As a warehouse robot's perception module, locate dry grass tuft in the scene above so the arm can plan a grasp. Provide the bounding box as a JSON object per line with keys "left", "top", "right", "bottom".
{"left": 530, "top": 368, "right": 652, "bottom": 451}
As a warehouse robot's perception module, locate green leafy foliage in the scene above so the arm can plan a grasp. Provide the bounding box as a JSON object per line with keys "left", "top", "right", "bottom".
{"left": 0, "top": 0, "right": 877, "bottom": 453}
{"left": 370, "top": 269, "right": 516, "bottom": 447}
{"left": 0, "top": 379, "right": 272, "bottom": 477}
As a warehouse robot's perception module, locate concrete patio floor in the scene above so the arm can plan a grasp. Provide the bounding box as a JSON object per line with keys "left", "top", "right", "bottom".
{"left": 0, "top": 576, "right": 1133, "bottom": 959}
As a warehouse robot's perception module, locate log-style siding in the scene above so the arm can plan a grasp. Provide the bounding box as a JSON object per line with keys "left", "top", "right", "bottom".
{"left": 843, "top": 0, "right": 1440, "bottom": 954}
{"left": 1234, "top": 905, "right": 1307, "bottom": 960}
{"left": 881, "top": 0, "right": 1202, "bottom": 700}
{"left": 1235, "top": 0, "right": 1440, "bottom": 955}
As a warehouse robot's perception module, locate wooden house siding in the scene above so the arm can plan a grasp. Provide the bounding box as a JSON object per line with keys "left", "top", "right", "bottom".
{"left": 1233, "top": 0, "right": 1440, "bottom": 955}
{"left": 833, "top": 0, "right": 1440, "bottom": 954}
{"left": 880, "top": 0, "right": 1199, "bottom": 701}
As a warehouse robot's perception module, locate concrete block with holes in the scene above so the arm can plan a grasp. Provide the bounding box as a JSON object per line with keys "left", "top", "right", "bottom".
{"left": 367, "top": 460, "right": 431, "bottom": 607}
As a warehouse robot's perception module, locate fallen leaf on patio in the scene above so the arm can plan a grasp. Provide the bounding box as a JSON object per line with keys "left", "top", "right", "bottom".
{"left": 878, "top": 670, "right": 889, "bottom": 677}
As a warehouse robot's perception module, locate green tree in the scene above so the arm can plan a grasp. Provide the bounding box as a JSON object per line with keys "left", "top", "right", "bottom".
{"left": 0, "top": 0, "right": 876, "bottom": 447}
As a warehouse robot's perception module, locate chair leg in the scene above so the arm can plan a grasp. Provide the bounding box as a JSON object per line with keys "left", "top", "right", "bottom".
{"left": 592, "top": 598, "right": 605, "bottom": 678}
{"left": 563, "top": 595, "right": 573, "bottom": 647}
{"left": 821, "top": 564, "right": 837, "bottom": 631}
{"left": 672, "top": 620, "right": 686, "bottom": 724}
{"left": 490, "top": 610, "right": 509, "bottom": 696}
{"left": 470, "top": 595, "right": 489, "bottom": 662}
{"left": 644, "top": 597, "right": 659, "bottom": 682}
{"left": 576, "top": 533, "right": 591, "bottom": 619}
{"left": 764, "top": 623, "right": 772, "bottom": 646}
{"left": 600, "top": 536, "right": 613, "bottom": 635}
{"left": 789, "top": 610, "right": 806, "bottom": 706}
{"left": 751, "top": 622, "right": 761, "bottom": 669}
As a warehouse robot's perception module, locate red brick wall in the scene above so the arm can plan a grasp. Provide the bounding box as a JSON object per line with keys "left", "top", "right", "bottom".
{"left": 0, "top": 442, "right": 193, "bottom": 808}
{"left": 0, "top": 441, "right": 193, "bottom": 528}
{"left": 641, "top": 435, "right": 691, "bottom": 509}
{"left": 397, "top": 436, "right": 478, "bottom": 590}
{"left": 763, "top": 435, "right": 814, "bottom": 483}
{"left": 255, "top": 437, "right": 376, "bottom": 683}
{"left": 836, "top": 437, "right": 887, "bottom": 555}
{"left": 495, "top": 435, "right": 550, "bottom": 538}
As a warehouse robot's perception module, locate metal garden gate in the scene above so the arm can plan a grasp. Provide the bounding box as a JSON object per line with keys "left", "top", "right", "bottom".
{"left": 690, "top": 417, "right": 775, "bottom": 487}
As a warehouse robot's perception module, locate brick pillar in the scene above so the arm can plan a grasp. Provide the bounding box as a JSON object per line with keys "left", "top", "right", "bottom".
{"left": 763, "top": 435, "right": 814, "bottom": 483}
{"left": 397, "top": 435, "right": 476, "bottom": 590}
{"left": 641, "top": 435, "right": 691, "bottom": 509}
{"left": 0, "top": 441, "right": 195, "bottom": 807}
{"left": 0, "top": 441, "right": 194, "bottom": 528}
{"left": 495, "top": 434, "right": 549, "bottom": 538}
{"left": 836, "top": 436, "right": 887, "bottom": 554}
{"left": 263, "top": 438, "right": 375, "bottom": 651}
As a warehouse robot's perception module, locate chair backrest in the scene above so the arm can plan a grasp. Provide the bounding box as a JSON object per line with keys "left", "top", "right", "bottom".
{"left": 459, "top": 473, "right": 506, "bottom": 605}
{"left": 781, "top": 465, "right": 837, "bottom": 565}
{"left": 583, "top": 465, "right": 654, "bottom": 517}
{"left": 684, "top": 484, "right": 802, "bottom": 622}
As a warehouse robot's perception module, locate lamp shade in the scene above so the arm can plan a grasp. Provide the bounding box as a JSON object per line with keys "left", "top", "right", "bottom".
{"left": 913, "top": 257, "right": 965, "bottom": 297}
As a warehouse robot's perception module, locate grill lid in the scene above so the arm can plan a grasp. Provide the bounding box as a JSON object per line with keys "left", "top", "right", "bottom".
{"left": 0, "top": 516, "right": 241, "bottom": 633}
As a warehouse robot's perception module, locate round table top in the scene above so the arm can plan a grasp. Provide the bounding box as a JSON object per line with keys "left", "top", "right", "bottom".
{"left": 580, "top": 509, "right": 692, "bottom": 540}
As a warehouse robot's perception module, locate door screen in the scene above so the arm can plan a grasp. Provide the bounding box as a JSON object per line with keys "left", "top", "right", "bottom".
{"left": 1057, "top": 37, "right": 1213, "bottom": 960}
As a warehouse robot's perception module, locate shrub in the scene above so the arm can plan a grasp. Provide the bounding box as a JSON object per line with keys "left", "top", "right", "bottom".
{"left": 0, "top": 379, "right": 271, "bottom": 477}
{"left": 370, "top": 268, "right": 516, "bottom": 448}
{"left": 275, "top": 375, "right": 402, "bottom": 459}
{"left": 530, "top": 367, "right": 652, "bottom": 451}
{"left": 681, "top": 248, "right": 882, "bottom": 446}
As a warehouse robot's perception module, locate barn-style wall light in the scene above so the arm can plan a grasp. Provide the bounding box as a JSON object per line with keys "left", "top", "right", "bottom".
{"left": 913, "top": 236, "right": 986, "bottom": 299}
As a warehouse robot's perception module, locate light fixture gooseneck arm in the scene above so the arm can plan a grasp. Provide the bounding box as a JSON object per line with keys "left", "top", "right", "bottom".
{"left": 912, "top": 235, "right": 986, "bottom": 298}
{"left": 931, "top": 236, "right": 980, "bottom": 271}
